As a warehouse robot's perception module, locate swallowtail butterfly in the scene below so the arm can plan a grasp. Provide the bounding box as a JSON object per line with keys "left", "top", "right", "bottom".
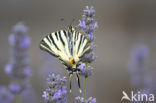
{"left": 40, "top": 26, "right": 91, "bottom": 92}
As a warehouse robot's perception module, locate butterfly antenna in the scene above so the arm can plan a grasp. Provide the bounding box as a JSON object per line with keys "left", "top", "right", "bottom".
{"left": 69, "top": 18, "right": 75, "bottom": 27}
{"left": 69, "top": 74, "right": 72, "bottom": 92}
{"left": 76, "top": 73, "right": 82, "bottom": 93}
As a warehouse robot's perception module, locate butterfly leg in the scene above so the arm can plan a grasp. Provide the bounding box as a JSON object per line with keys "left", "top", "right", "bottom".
{"left": 69, "top": 74, "right": 72, "bottom": 92}
{"left": 76, "top": 73, "right": 82, "bottom": 93}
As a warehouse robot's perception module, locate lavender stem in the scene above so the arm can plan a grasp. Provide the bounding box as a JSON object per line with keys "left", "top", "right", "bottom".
{"left": 16, "top": 95, "right": 21, "bottom": 103}
{"left": 83, "top": 76, "right": 87, "bottom": 101}
{"left": 83, "top": 63, "right": 88, "bottom": 101}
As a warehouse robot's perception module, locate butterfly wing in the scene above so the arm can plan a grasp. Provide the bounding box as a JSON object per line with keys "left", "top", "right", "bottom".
{"left": 40, "top": 30, "right": 72, "bottom": 63}
{"left": 71, "top": 29, "right": 91, "bottom": 62}
{"left": 40, "top": 27, "right": 91, "bottom": 69}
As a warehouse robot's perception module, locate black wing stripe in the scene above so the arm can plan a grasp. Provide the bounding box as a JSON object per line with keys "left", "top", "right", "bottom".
{"left": 40, "top": 40, "right": 58, "bottom": 57}
{"left": 82, "top": 43, "right": 90, "bottom": 53}
{"left": 54, "top": 32, "right": 58, "bottom": 40}
{"left": 82, "top": 36, "right": 85, "bottom": 44}
{"left": 40, "top": 45, "right": 58, "bottom": 57}
{"left": 71, "top": 39, "right": 73, "bottom": 55}
{"left": 77, "top": 34, "right": 83, "bottom": 54}
{"left": 74, "top": 31, "right": 77, "bottom": 41}
{"left": 74, "top": 32, "right": 77, "bottom": 45}
{"left": 40, "top": 40, "right": 51, "bottom": 51}
{"left": 46, "top": 35, "right": 52, "bottom": 45}
{"left": 63, "top": 30, "right": 67, "bottom": 37}
{"left": 58, "top": 31, "right": 65, "bottom": 46}
{"left": 49, "top": 34, "right": 60, "bottom": 51}
{"left": 76, "top": 32, "right": 79, "bottom": 40}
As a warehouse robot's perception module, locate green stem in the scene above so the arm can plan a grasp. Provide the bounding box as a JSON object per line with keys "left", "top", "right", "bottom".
{"left": 16, "top": 95, "right": 21, "bottom": 103}
{"left": 83, "top": 76, "right": 87, "bottom": 101}
{"left": 83, "top": 62, "right": 88, "bottom": 101}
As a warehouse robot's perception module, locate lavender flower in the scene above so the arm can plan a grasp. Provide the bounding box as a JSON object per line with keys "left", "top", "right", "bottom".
{"left": 42, "top": 73, "right": 67, "bottom": 103}
{"left": 4, "top": 22, "right": 32, "bottom": 101}
{"left": 128, "top": 44, "right": 149, "bottom": 88}
{"left": 78, "top": 63, "right": 92, "bottom": 78}
{"left": 79, "top": 6, "right": 98, "bottom": 63}
{"left": 0, "top": 86, "right": 14, "bottom": 103}
{"left": 77, "top": 6, "right": 98, "bottom": 102}
{"left": 5, "top": 22, "right": 32, "bottom": 79}
{"left": 79, "top": 6, "right": 98, "bottom": 42}
{"left": 75, "top": 96, "right": 96, "bottom": 103}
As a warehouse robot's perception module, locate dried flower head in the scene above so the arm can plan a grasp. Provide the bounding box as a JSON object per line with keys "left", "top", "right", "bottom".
{"left": 75, "top": 96, "right": 96, "bottom": 103}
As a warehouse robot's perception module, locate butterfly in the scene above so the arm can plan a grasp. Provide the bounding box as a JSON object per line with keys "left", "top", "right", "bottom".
{"left": 40, "top": 26, "right": 91, "bottom": 92}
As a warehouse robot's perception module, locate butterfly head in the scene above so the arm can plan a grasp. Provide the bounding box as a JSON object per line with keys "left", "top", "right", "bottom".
{"left": 70, "top": 58, "right": 77, "bottom": 69}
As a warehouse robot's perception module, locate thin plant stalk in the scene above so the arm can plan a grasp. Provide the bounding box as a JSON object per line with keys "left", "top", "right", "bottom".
{"left": 83, "top": 63, "right": 88, "bottom": 101}
{"left": 83, "top": 76, "right": 87, "bottom": 101}
{"left": 16, "top": 95, "right": 21, "bottom": 103}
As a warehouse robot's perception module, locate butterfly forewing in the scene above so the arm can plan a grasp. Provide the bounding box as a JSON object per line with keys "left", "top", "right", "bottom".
{"left": 40, "top": 27, "right": 91, "bottom": 69}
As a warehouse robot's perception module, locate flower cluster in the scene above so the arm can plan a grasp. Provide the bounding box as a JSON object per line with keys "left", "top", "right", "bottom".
{"left": 42, "top": 73, "right": 67, "bottom": 103}
{"left": 75, "top": 96, "right": 96, "bottom": 103}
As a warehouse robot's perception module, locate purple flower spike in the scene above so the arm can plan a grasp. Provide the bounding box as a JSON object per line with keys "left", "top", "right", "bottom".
{"left": 79, "top": 6, "right": 98, "bottom": 42}
{"left": 4, "top": 22, "right": 32, "bottom": 102}
{"left": 75, "top": 96, "right": 96, "bottom": 103}
{"left": 42, "top": 73, "right": 67, "bottom": 103}
{"left": 79, "top": 6, "right": 97, "bottom": 64}
{"left": 0, "top": 86, "right": 14, "bottom": 103}
{"left": 6, "top": 22, "right": 32, "bottom": 79}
